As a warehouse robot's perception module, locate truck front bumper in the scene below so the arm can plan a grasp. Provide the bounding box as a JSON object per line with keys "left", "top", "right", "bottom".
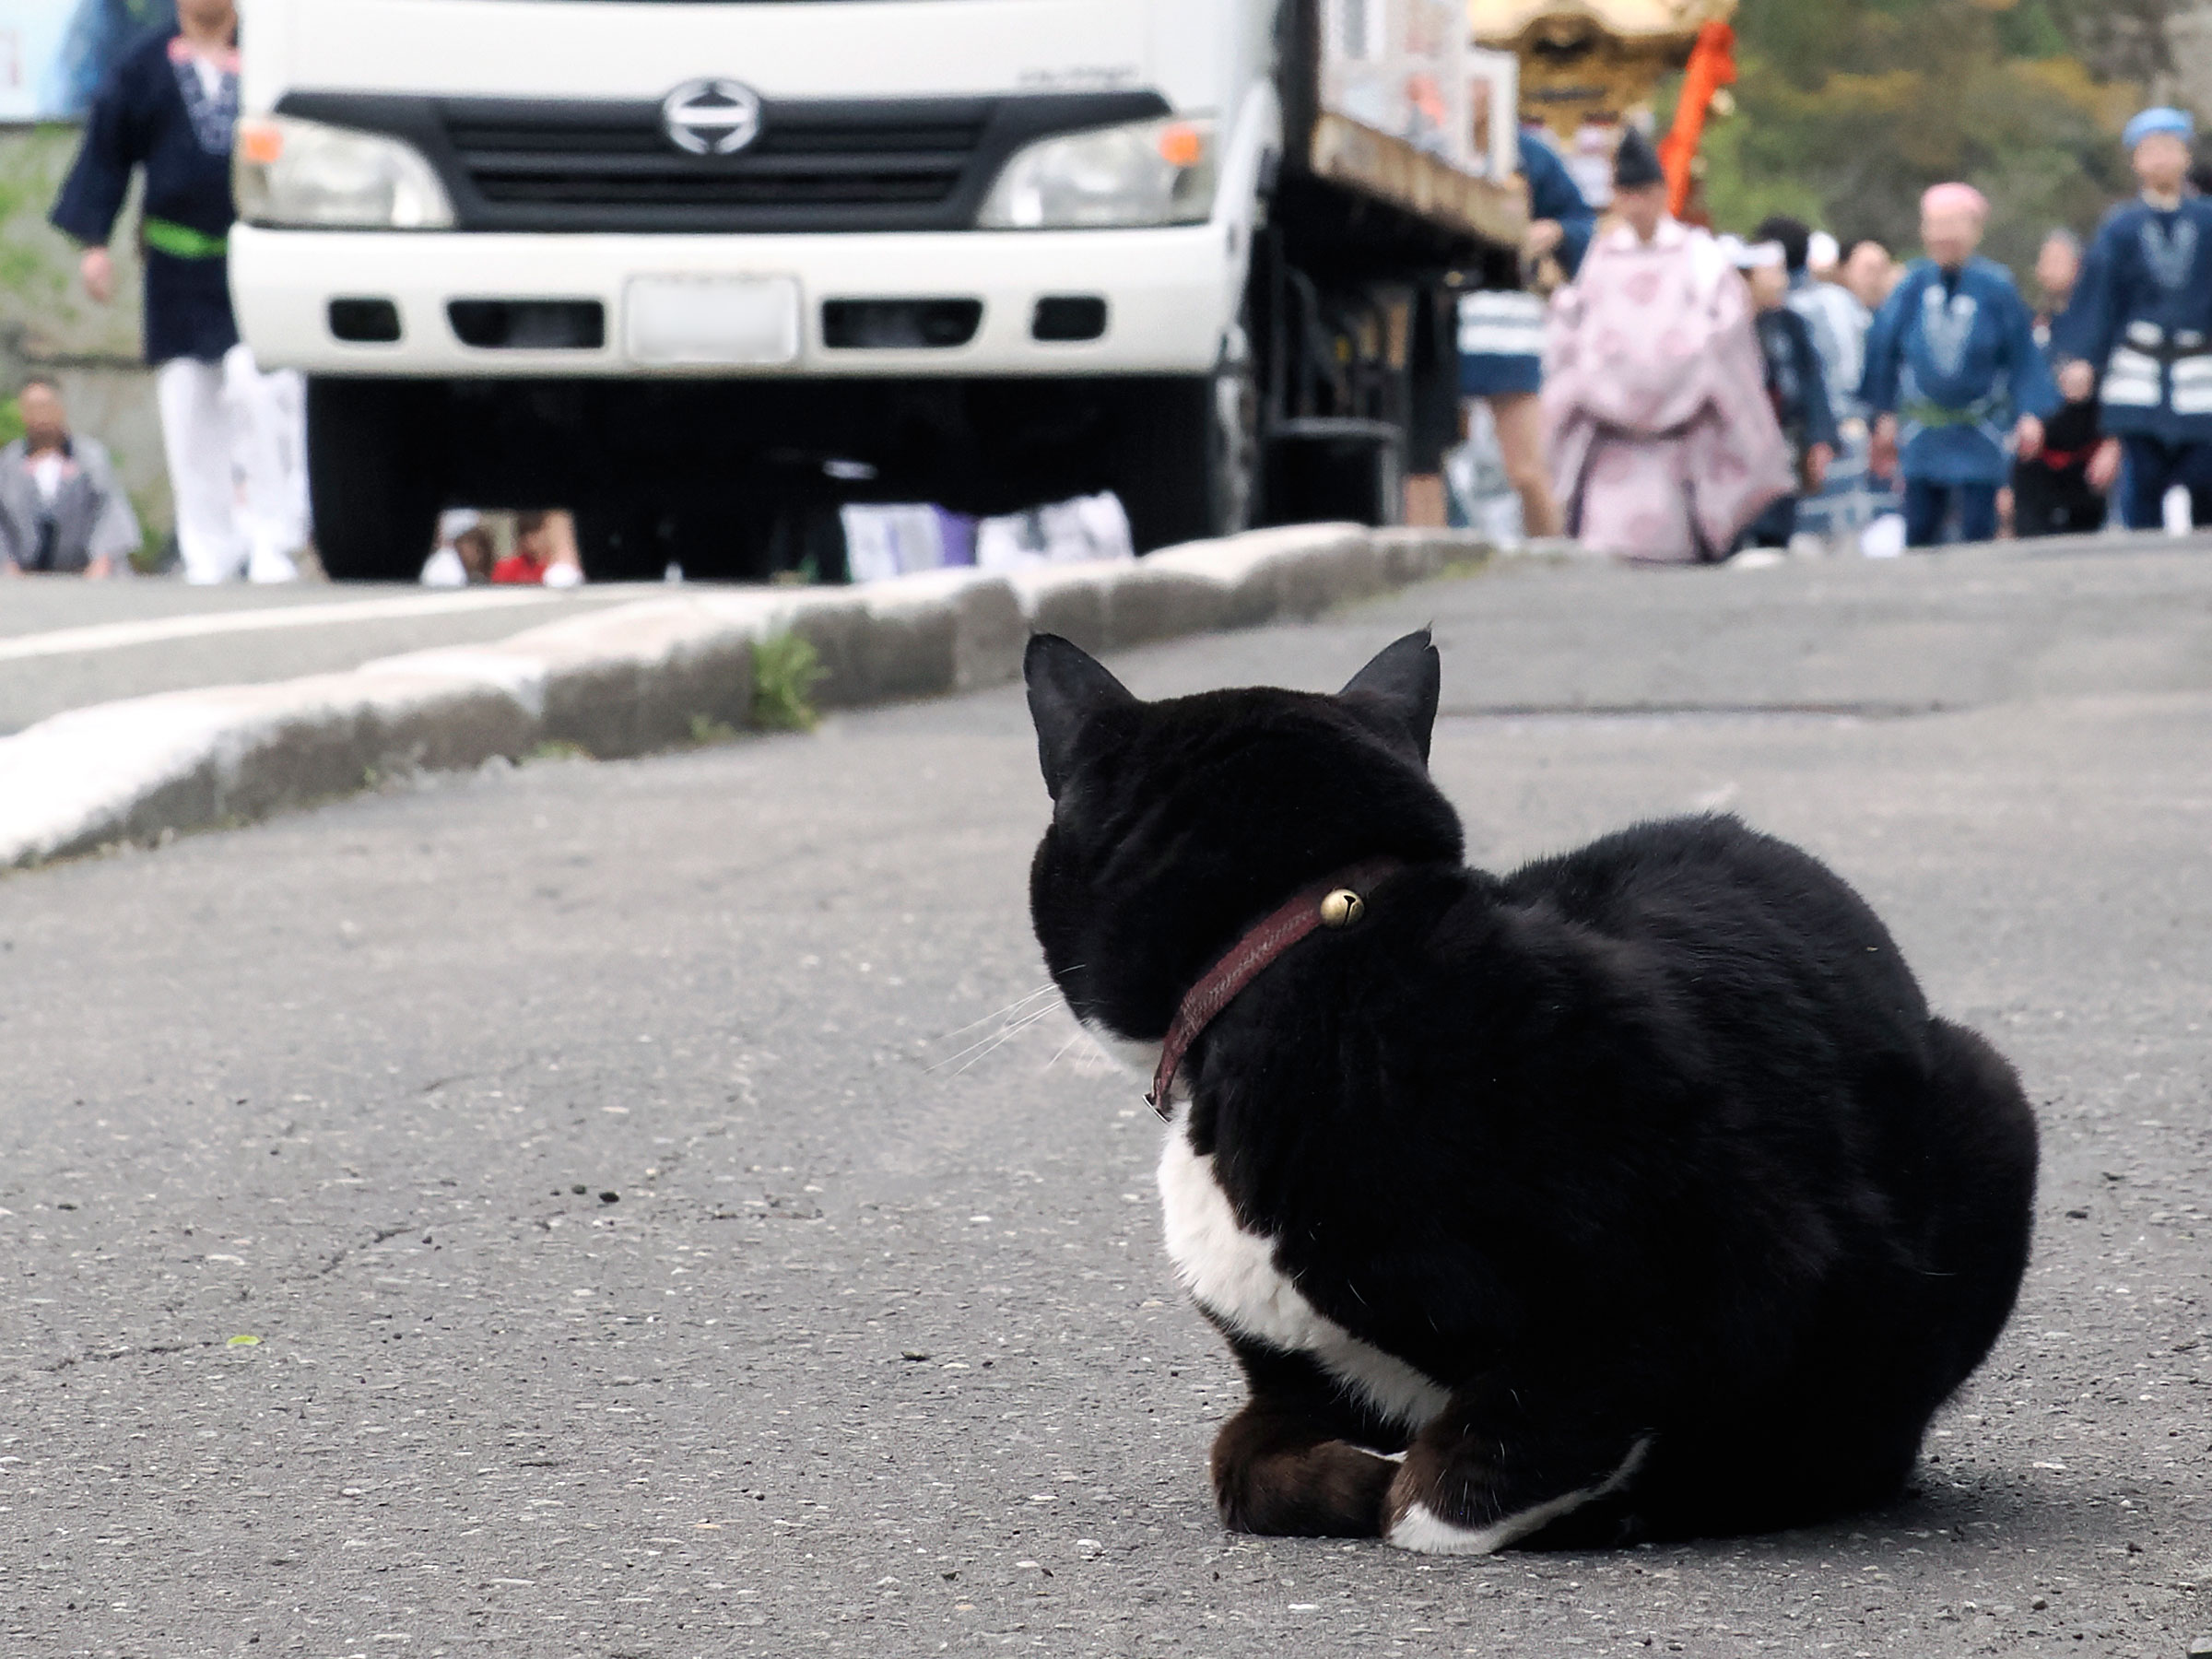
{"left": 229, "top": 222, "right": 1239, "bottom": 379}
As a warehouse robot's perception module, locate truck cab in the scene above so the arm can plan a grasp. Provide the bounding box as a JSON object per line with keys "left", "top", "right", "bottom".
{"left": 232, "top": 0, "right": 1519, "bottom": 580}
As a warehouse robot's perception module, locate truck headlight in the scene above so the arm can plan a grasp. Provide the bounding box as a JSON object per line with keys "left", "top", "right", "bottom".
{"left": 977, "top": 116, "right": 1218, "bottom": 229}
{"left": 234, "top": 115, "right": 456, "bottom": 229}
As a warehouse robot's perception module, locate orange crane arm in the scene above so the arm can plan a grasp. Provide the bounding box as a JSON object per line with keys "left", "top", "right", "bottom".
{"left": 1657, "top": 21, "right": 1737, "bottom": 220}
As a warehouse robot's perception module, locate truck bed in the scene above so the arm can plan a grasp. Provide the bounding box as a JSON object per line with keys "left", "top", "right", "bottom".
{"left": 1305, "top": 112, "right": 1528, "bottom": 251}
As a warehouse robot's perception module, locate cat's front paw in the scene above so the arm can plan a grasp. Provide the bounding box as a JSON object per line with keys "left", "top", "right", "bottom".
{"left": 1383, "top": 1484, "right": 1631, "bottom": 1555}
{"left": 1212, "top": 1432, "right": 1396, "bottom": 1538}
{"left": 1383, "top": 1432, "right": 1653, "bottom": 1553}
{"left": 1382, "top": 1495, "right": 1518, "bottom": 1556}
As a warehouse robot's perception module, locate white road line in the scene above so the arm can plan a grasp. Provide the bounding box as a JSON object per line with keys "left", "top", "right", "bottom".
{"left": 0, "top": 589, "right": 571, "bottom": 664}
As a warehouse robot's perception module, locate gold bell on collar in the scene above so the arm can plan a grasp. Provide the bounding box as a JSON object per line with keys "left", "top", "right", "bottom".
{"left": 1319, "top": 888, "right": 1364, "bottom": 929}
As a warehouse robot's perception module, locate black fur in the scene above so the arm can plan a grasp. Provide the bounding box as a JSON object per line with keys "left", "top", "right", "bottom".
{"left": 1024, "top": 629, "right": 2039, "bottom": 1547}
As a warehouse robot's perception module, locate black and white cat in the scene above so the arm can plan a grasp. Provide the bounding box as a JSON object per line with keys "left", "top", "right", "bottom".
{"left": 1023, "top": 629, "right": 2038, "bottom": 1552}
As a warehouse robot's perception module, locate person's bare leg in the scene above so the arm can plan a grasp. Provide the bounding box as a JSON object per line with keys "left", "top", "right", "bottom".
{"left": 541, "top": 508, "right": 585, "bottom": 586}
{"left": 1403, "top": 473, "right": 1448, "bottom": 528}
{"left": 1488, "top": 392, "right": 1562, "bottom": 538}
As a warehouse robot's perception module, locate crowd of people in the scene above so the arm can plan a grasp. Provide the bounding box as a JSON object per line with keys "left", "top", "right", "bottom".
{"left": 11, "top": 0, "right": 2211, "bottom": 582}
{"left": 1468, "top": 104, "right": 2212, "bottom": 563}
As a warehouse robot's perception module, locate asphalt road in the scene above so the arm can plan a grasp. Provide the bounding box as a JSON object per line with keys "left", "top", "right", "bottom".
{"left": 0, "top": 582, "right": 646, "bottom": 737}
{"left": 3, "top": 542, "right": 2209, "bottom": 1657}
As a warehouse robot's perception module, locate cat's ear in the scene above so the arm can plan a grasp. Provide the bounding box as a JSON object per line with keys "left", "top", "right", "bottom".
{"left": 1025, "top": 633, "right": 1136, "bottom": 797}
{"left": 1339, "top": 629, "right": 1441, "bottom": 764}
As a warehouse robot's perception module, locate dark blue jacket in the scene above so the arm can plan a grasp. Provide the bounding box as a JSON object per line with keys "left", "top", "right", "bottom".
{"left": 2053, "top": 195, "right": 2212, "bottom": 443}
{"left": 1522, "top": 131, "right": 1595, "bottom": 282}
{"left": 1860, "top": 257, "right": 2060, "bottom": 486}
{"left": 51, "top": 27, "right": 240, "bottom": 364}
{"left": 1754, "top": 305, "right": 1841, "bottom": 461}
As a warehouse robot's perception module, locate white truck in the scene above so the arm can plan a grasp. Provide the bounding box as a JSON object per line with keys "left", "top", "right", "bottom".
{"left": 230, "top": 0, "right": 1525, "bottom": 580}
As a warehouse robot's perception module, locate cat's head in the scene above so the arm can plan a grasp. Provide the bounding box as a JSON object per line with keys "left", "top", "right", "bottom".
{"left": 1024, "top": 629, "right": 1464, "bottom": 1053}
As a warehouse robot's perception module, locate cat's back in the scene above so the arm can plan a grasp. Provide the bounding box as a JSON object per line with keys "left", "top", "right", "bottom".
{"left": 1493, "top": 814, "right": 1925, "bottom": 1023}
{"left": 1504, "top": 813, "right": 1873, "bottom": 934}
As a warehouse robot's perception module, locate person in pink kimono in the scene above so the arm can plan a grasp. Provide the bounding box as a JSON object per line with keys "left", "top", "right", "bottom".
{"left": 1543, "top": 129, "right": 1795, "bottom": 561}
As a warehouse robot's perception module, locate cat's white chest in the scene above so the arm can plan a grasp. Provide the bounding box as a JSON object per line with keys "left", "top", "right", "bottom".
{"left": 1155, "top": 1118, "right": 1452, "bottom": 1432}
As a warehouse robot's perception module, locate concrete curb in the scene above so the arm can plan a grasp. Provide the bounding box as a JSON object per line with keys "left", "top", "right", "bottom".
{"left": 0, "top": 524, "right": 1488, "bottom": 870}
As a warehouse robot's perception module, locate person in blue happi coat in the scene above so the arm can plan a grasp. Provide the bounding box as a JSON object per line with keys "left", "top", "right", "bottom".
{"left": 2052, "top": 107, "right": 2212, "bottom": 531}
{"left": 50, "top": 0, "right": 305, "bottom": 582}
{"left": 1456, "top": 126, "right": 1596, "bottom": 538}
{"left": 1861, "top": 182, "right": 2059, "bottom": 547}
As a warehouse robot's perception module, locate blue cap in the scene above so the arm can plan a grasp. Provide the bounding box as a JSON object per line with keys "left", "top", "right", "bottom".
{"left": 2124, "top": 107, "right": 2194, "bottom": 152}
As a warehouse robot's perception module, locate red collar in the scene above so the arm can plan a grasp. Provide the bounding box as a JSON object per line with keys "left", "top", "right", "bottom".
{"left": 1147, "top": 857, "right": 1404, "bottom": 1116}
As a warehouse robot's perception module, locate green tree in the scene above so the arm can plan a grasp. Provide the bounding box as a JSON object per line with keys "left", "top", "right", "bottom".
{"left": 1686, "top": 0, "right": 2144, "bottom": 282}
{"left": 2049, "top": 0, "right": 2189, "bottom": 90}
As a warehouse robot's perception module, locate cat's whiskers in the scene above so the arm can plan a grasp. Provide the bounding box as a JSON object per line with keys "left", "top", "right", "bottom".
{"left": 937, "top": 1009, "right": 1056, "bottom": 1077}
{"left": 928, "top": 1002, "right": 1060, "bottom": 1076}
{"left": 1044, "top": 1017, "right": 1124, "bottom": 1078}
{"left": 935, "top": 981, "right": 1060, "bottom": 1044}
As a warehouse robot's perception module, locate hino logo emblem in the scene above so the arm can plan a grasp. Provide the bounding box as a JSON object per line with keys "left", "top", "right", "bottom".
{"left": 662, "top": 78, "right": 762, "bottom": 156}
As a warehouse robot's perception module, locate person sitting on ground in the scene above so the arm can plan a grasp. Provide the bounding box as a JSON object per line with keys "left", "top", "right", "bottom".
{"left": 421, "top": 508, "right": 499, "bottom": 586}
{"left": 2013, "top": 229, "right": 2117, "bottom": 538}
{"left": 1733, "top": 239, "right": 1838, "bottom": 550}
{"left": 492, "top": 509, "right": 584, "bottom": 587}
{"left": 1861, "top": 183, "right": 2057, "bottom": 548}
{"left": 455, "top": 524, "right": 496, "bottom": 584}
{"left": 0, "top": 374, "right": 143, "bottom": 578}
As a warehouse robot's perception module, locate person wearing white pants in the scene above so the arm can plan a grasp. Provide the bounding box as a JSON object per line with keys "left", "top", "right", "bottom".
{"left": 156, "top": 344, "right": 305, "bottom": 582}
{"left": 50, "top": 0, "right": 305, "bottom": 582}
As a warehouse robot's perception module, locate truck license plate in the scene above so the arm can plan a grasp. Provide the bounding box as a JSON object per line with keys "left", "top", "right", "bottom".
{"left": 625, "top": 276, "right": 802, "bottom": 366}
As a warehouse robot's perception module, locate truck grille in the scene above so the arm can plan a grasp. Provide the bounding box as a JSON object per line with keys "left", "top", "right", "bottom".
{"left": 445, "top": 108, "right": 989, "bottom": 215}
{"left": 271, "top": 90, "right": 1173, "bottom": 234}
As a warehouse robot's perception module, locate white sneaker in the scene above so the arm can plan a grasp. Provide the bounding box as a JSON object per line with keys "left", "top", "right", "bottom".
{"left": 1860, "top": 514, "right": 1907, "bottom": 559}
{"left": 248, "top": 544, "right": 300, "bottom": 583}
{"left": 181, "top": 539, "right": 248, "bottom": 583}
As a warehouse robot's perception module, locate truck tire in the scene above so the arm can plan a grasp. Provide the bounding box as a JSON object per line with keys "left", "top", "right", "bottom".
{"left": 306, "top": 378, "right": 444, "bottom": 582}
{"left": 1113, "top": 368, "right": 1259, "bottom": 553}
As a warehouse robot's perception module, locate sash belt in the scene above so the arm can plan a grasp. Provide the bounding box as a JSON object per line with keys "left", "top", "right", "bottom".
{"left": 1901, "top": 396, "right": 2000, "bottom": 430}
{"left": 143, "top": 217, "right": 229, "bottom": 260}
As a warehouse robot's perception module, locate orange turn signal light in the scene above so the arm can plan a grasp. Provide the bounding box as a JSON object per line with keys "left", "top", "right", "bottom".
{"left": 239, "top": 120, "right": 285, "bottom": 166}
{"left": 1157, "top": 123, "right": 1205, "bottom": 170}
